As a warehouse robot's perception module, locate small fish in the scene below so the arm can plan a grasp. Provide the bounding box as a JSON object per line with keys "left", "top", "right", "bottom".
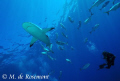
{"left": 89, "top": 0, "right": 105, "bottom": 12}
{"left": 60, "top": 23, "right": 66, "bottom": 30}
{"left": 68, "top": 16, "right": 74, "bottom": 23}
{"left": 105, "top": 2, "right": 120, "bottom": 15}
{"left": 0, "top": 46, "right": 3, "bottom": 49}
{"left": 66, "top": 59, "right": 72, "bottom": 63}
{"left": 41, "top": 44, "right": 49, "bottom": 52}
{"left": 84, "top": 38, "right": 88, "bottom": 43}
{"left": 58, "top": 46, "right": 64, "bottom": 50}
{"left": 47, "top": 55, "right": 56, "bottom": 61}
{"left": 55, "top": 33, "right": 58, "bottom": 40}
{"left": 39, "top": 23, "right": 41, "bottom": 25}
{"left": 44, "top": 18, "right": 47, "bottom": 22}
{"left": 58, "top": 71, "right": 62, "bottom": 80}
{"left": 84, "top": 13, "right": 93, "bottom": 24}
{"left": 113, "top": 0, "right": 118, "bottom": 4}
{"left": 99, "top": 1, "right": 110, "bottom": 11}
{"left": 62, "top": 32, "right": 68, "bottom": 38}
{"left": 71, "top": 46, "right": 74, "bottom": 50}
{"left": 56, "top": 41, "right": 68, "bottom": 46}
{"left": 40, "top": 43, "right": 53, "bottom": 53}
{"left": 52, "top": 20, "right": 56, "bottom": 22}
{"left": 41, "top": 52, "right": 47, "bottom": 55}
{"left": 49, "top": 44, "right": 54, "bottom": 53}
{"left": 80, "top": 63, "right": 90, "bottom": 71}
{"left": 56, "top": 10, "right": 60, "bottom": 15}
{"left": 77, "top": 21, "right": 81, "bottom": 30}
{"left": 90, "top": 24, "right": 99, "bottom": 34}
{"left": 113, "top": 0, "right": 115, "bottom": 4}
{"left": 48, "top": 70, "right": 55, "bottom": 75}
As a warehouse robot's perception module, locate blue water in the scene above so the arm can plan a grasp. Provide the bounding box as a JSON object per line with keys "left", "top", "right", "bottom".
{"left": 0, "top": 0, "right": 120, "bottom": 81}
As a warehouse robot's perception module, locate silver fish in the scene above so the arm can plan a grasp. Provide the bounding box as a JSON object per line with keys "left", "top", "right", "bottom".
{"left": 80, "top": 63, "right": 90, "bottom": 71}
{"left": 105, "top": 2, "right": 120, "bottom": 15}
{"left": 56, "top": 41, "right": 68, "bottom": 46}
{"left": 89, "top": 0, "right": 105, "bottom": 12}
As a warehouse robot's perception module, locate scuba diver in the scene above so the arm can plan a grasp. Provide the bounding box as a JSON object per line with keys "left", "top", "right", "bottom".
{"left": 98, "top": 51, "right": 116, "bottom": 70}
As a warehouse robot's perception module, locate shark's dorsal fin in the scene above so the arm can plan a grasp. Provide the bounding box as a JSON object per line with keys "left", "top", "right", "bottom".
{"left": 42, "top": 28, "right": 55, "bottom": 33}
{"left": 30, "top": 37, "right": 38, "bottom": 47}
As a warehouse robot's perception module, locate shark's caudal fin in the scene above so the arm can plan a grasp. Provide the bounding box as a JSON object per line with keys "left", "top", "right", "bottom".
{"left": 30, "top": 37, "right": 38, "bottom": 47}
{"left": 42, "top": 28, "right": 55, "bottom": 33}
{"left": 105, "top": 11, "right": 109, "bottom": 15}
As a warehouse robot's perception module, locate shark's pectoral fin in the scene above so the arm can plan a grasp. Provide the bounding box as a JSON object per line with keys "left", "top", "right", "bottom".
{"left": 30, "top": 37, "right": 38, "bottom": 47}
{"left": 42, "top": 28, "right": 55, "bottom": 33}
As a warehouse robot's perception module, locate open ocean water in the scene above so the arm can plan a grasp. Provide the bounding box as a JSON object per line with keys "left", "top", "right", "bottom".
{"left": 0, "top": 0, "right": 120, "bottom": 81}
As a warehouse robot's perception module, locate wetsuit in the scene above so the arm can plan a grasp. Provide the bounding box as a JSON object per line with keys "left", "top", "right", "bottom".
{"left": 98, "top": 51, "right": 116, "bottom": 69}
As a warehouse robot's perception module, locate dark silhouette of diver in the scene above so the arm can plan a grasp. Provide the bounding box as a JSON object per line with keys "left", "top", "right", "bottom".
{"left": 98, "top": 51, "right": 116, "bottom": 70}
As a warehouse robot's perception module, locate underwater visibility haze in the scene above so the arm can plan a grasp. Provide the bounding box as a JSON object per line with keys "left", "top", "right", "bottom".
{"left": 0, "top": 0, "right": 120, "bottom": 81}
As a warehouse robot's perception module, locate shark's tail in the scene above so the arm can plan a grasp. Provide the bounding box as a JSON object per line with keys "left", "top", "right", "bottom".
{"left": 105, "top": 11, "right": 109, "bottom": 15}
